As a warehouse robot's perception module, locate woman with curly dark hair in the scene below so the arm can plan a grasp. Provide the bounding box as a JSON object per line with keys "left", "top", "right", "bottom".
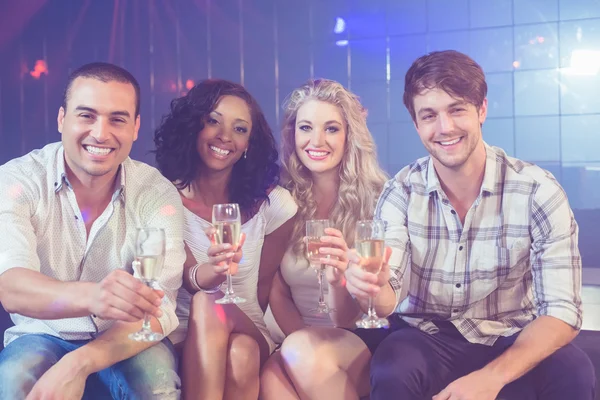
{"left": 154, "top": 79, "right": 297, "bottom": 400}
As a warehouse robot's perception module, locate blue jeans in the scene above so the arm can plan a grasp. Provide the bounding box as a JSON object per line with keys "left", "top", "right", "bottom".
{"left": 0, "top": 334, "right": 181, "bottom": 400}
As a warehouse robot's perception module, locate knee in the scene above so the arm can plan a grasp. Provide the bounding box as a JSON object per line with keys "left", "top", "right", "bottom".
{"left": 0, "top": 337, "right": 60, "bottom": 398}
{"left": 189, "top": 291, "right": 227, "bottom": 330}
{"left": 189, "top": 291, "right": 215, "bottom": 320}
{"left": 544, "top": 343, "right": 596, "bottom": 391}
{"left": 227, "top": 334, "right": 260, "bottom": 387}
{"left": 370, "top": 332, "right": 428, "bottom": 392}
{"left": 280, "top": 328, "right": 338, "bottom": 383}
{"left": 118, "top": 341, "right": 181, "bottom": 399}
{"left": 0, "top": 357, "right": 35, "bottom": 398}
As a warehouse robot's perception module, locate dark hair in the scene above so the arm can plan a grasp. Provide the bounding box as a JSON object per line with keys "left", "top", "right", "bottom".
{"left": 153, "top": 79, "right": 279, "bottom": 216}
{"left": 403, "top": 50, "right": 487, "bottom": 123}
{"left": 62, "top": 62, "right": 141, "bottom": 116}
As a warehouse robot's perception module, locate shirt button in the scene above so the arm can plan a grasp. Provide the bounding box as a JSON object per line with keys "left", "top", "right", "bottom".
{"left": 455, "top": 283, "right": 462, "bottom": 288}
{"left": 458, "top": 246, "right": 464, "bottom": 251}
{"left": 450, "top": 210, "right": 456, "bottom": 215}
{"left": 453, "top": 309, "right": 459, "bottom": 313}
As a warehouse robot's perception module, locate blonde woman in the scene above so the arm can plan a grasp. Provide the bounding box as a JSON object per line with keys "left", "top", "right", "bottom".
{"left": 260, "top": 79, "right": 388, "bottom": 399}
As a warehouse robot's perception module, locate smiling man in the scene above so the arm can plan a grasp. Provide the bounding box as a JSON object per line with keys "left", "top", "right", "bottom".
{"left": 0, "top": 63, "right": 185, "bottom": 399}
{"left": 339, "top": 50, "right": 595, "bottom": 400}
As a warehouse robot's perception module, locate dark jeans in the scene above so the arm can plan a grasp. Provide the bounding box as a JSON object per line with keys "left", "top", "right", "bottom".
{"left": 0, "top": 334, "right": 180, "bottom": 400}
{"left": 352, "top": 315, "right": 596, "bottom": 400}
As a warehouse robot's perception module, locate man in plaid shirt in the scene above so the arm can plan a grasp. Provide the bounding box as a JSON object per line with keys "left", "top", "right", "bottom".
{"left": 341, "top": 50, "right": 595, "bottom": 399}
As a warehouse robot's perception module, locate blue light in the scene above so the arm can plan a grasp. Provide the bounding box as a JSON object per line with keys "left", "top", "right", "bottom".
{"left": 336, "top": 40, "right": 349, "bottom": 47}
{"left": 334, "top": 17, "right": 346, "bottom": 34}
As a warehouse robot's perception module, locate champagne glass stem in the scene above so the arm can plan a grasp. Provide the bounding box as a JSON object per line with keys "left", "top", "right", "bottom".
{"left": 226, "top": 265, "right": 234, "bottom": 296}
{"left": 367, "top": 297, "right": 375, "bottom": 318}
{"left": 317, "top": 266, "right": 325, "bottom": 307}
{"left": 141, "top": 312, "right": 152, "bottom": 331}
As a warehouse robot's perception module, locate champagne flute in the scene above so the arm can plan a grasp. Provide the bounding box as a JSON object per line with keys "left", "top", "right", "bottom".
{"left": 129, "top": 227, "right": 166, "bottom": 342}
{"left": 306, "top": 219, "right": 333, "bottom": 314}
{"left": 213, "top": 203, "right": 246, "bottom": 304}
{"left": 355, "top": 220, "right": 389, "bottom": 329}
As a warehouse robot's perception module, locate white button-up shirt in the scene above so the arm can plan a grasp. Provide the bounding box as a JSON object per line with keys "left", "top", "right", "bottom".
{"left": 0, "top": 142, "right": 185, "bottom": 346}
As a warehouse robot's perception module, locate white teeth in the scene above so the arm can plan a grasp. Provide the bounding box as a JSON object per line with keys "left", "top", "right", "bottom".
{"left": 440, "top": 138, "right": 461, "bottom": 146}
{"left": 210, "top": 145, "right": 231, "bottom": 155}
{"left": 308, "top": 150, "right": 328, "bottom": 157}
{"left": 85, "top": 146, "right": 111, "bottom": 155}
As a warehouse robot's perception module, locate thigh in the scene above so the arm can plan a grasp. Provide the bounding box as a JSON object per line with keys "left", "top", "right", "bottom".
{"left": 192, "top": 291, "right": 271, "bottom": 365}
{"left": 370, "top": 326, "right": 494, "bottom": 399}
{"left": 0, "top": 334, "right": 73, "bottom": 399}
{"left": 519, "top": 341, "right": 595, "bottom": 400}
{"left": 259, "top": 351, "right": 298, "bottom": 400}
{"left": 98, "top": 339, "right": 181, "bottom": 400}
{"left": 281, "top": 326, "right": 372, "bottom": 396}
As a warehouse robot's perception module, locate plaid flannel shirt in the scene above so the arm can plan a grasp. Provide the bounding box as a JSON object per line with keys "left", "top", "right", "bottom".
{"left": 376, "top": 143, "right": 582, "bottom": 345}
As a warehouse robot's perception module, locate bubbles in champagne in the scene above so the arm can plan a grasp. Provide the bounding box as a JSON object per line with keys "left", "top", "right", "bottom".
{"left": 306, "top": 237, "right": 327, "bottom": 266}
{"left": 356, "top": 239, "right": 384, "bottom": 274}
{"left": 134, "top": 255, "right": 163, "bottom": 281}
{"left": 214, "top": 221, "right": 241, "bottom": 246}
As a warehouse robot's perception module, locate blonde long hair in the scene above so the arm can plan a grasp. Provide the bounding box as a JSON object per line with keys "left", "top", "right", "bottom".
{"left": 280, "top": 79, "right": 388, "bottom": 254}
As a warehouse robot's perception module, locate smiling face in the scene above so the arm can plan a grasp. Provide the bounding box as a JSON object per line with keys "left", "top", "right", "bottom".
{"left": 58, "top": 77, "right": 140, "bottom": 183}
{"left": 294, "top": 99, "right": 347, "bottom": 176}
{"left": 413, "top": 87, "right": 487, "bottom": 171}
{"left": 196, "top": 95, "right": 251, "bottom": 174}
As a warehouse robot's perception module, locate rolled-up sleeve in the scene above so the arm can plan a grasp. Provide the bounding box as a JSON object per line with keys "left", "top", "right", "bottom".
{"left": 141, "top": 184, "right": 185, "bottom": 336}
{"left": 374, "top": 178, "right": 411, "bottom": 312}
{"left": 530, "top": 182, "right": 582, "bottom": 330}
{"left": 0, "top": 171, "right": 40, "bottom": 277}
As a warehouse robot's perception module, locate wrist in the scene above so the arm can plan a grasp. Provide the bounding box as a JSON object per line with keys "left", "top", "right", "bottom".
{"left": 190, "top": 264, "right": 224, "bottom": 293}
{"left": 78, "top": 282, "right": 97, "bottom": 316}
{"left": 63, "top": 348, "right": 97, "bottom": 376}
{"left": 480, "top": 365, "right": 510, "bottom": 387}
{"left": 328, "top": 275, "right": 347, "bottom": 289}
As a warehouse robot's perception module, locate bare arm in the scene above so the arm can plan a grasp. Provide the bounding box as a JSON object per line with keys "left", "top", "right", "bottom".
{"left": 181, "top": 242, "right": 225, "bottom": 294}
{"left": 71, "top": 317, "right": 166, "bottom": 374}
{"left": 0, "top": 268, "right": 93, "bottom": 319}
{"left": 269, "top": 269, "right": 305, "bottom": 336}
{"left": 257, "top": 217, "right": 295, "bottom": 312}
{"left": 182, "top": 233, "right": 246, "bottom": 293}
{"left": 484, "top": 316, "right": 577, "bottom": 385}
{"left": 0, "top": 268, "right": 161, "bottom": 322}
{"left": 328, "top": 284, "right": 362, "bottom": 328}
{"left": 28, "top": 316, "right": 168, "bottom": 397}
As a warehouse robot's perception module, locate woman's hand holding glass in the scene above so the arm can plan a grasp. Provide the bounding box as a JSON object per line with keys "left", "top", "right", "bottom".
{"left": 206, "top": 228, "right": 247, "bottom": 276}
{"left": 316, "top": 227, "right": 350, "bottom": 288}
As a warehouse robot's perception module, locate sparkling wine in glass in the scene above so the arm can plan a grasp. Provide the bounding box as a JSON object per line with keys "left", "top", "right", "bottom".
{"left": 355, "top": 220, "right": 390, "bottom": 329}
{"left": 213, "top": 203, "right": 246, "bottom": 304}
{"left": 306, "top": 219, "right": 332, "bottom": 314}
{"left": 129, "top": 227, "right": 166, "bottom": 342}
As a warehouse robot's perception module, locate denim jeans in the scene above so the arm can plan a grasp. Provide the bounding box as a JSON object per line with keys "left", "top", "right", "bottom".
{"left": 0, "top": 334, "right": 181, "bottom": 400}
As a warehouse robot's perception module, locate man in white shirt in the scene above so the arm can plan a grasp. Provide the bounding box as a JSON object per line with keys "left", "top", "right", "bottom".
{"left": 0, "top": 62, "right": 185, "bottom": 399}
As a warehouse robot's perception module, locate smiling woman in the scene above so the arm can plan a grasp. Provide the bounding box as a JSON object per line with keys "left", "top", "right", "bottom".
{"left": 153, "top": 79, "right": 297, "bottom": 400}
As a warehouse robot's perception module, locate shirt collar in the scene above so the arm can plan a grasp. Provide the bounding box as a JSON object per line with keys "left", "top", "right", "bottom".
{"left": 54, "top": 145, "right": 126, "bottom": 202}
{"left": 425, "top": 141, "right": 498, "bottom": 196}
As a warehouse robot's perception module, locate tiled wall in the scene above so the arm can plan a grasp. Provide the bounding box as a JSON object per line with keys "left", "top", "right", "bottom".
{"left": 1, "top": 0, "right": 599, "bottom": 262}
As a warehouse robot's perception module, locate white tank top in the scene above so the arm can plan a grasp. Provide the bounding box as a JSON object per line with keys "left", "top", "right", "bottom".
{"left": 169, "top": 186, "right": 297, "bottom": 353}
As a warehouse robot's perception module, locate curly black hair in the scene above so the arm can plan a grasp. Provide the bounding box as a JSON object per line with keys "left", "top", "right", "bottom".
{"left": 154, "top": 79, "right": 280, "bottom": 216}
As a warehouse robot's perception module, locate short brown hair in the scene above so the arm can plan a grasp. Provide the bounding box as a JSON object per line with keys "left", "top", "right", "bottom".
{"left": 403, "top": 50, "right": 487, "bottom": 123}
